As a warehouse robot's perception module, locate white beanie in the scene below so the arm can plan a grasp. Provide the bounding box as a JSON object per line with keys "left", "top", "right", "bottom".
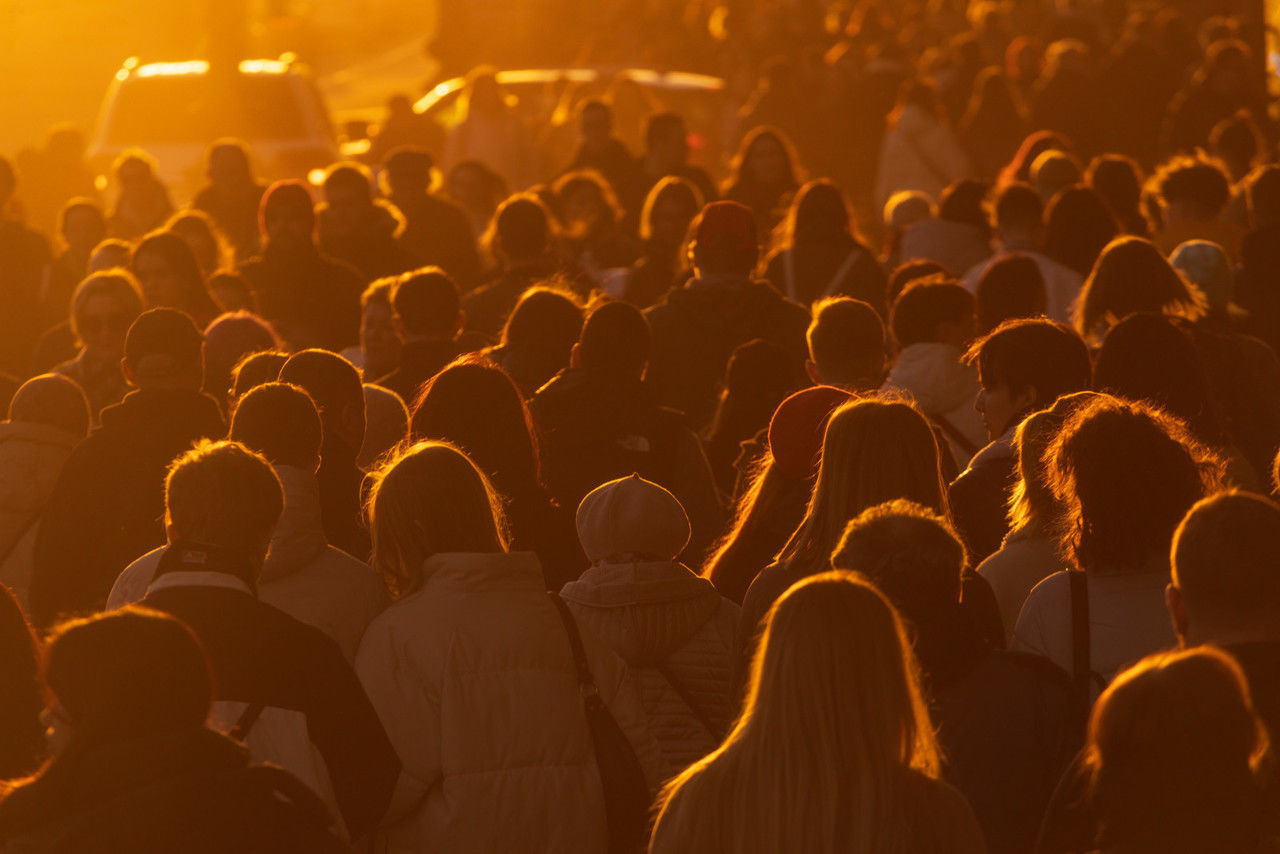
{"left": 575, "top": 474, "right": 690, "bottom": 563}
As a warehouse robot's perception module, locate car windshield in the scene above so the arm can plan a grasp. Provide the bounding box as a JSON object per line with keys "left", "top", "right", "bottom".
{"left": 103, "top": 73, "right": 317, "bottom": 145}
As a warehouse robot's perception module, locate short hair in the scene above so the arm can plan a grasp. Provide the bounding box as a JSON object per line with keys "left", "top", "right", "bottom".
{"left": 486, "top": 194, "right": 553, "bottom": 262}
{"left": 1155, "top": 155, "right": 1232, "bottom": 217}
{"left": 69, "top": 270, "right": 145, "bottom": 347}
{"left": 1031, "top": 150, "right": 1083, "bottom": 201}
{"left": 1246, "top": 165, "right": 1280, "bottom": 226}
{"left": 975, "top": 254, "right": 1048, "bottom": 331}
{"left": 577, "top": 300, "right": 651, "bottom": 374}
{"left": 230, "top": 382, "right": 323, "bottom": 470}
{"left": 230, "top": 350, "right": 287, "bottom": 401}
{"left": 966, "top": 318, "right": 1091, "bottom": 408}
{"left": 164, "top": 440, "right": 284, "bottom": 574}
{"left": 1173, "top": 491, "right": 1280, "bottom": 628}
{"left": 888, "top": 260, "right": 947, "bottom": 305}
{"left": 59, "top": 198, "right": 106, "bottom": 241}
{"left": 361, "top": 277, "right": 395, "bottom": 311}
{"left": 993, "top": 182, "right": 1044, "bottom": 233}
{"left": 7, "top": 374, "right": 90, "bottom": 438}
{"left": 1210, "top": 111, "right": 1262, "bottom": 169}
{"left": 123, "top": 307, "right": 204, "bottom": 387}
{"left": 45, "top": 607, "right": 212, "bottom": 742}
{"left": 501, "top": 285, "right": 583, "bottom": 350}
{"left": 890, "top": 274, "right": 975, "bottom": 348}
{"left": 807, "top": 297, "right": 886, "bottom": 386}
{"left": 279, "top": 349, "right": 365, "bottom": 432}
{"left": 645, "top": 111, "right": 686, "bottom": 151}
{"left": 1086, "top": 155, "right": 1144, "bottom": 218}
{"left": 322, "top": 161, "right": 374, "bottom": 202}
{"left": 392, "top": 267, "right": 460, "bottom": 338}
{"left": 832, "top": 499, "right": 966, "bottom": 627}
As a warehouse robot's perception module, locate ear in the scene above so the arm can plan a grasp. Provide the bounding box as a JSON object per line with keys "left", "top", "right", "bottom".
{"left": 1166, "top": 582, "right": 1190, "bottom": 645}
{"left": 165, "top": 521, "right": 179, "bottom": 545}
{"left": 121, "top": 358, "right": 137, "bottom": 388}
{"left": 455, "top": 309, "right": 466, "bottom": 337}
{"left": 570, "top": 342, "right": 582, "bottom": 370}
{"left": 805, "top": 359, "right": 822, "bottom": 385}
{"left": 1013, "top": 385, "right": 1038, "bottom": 413}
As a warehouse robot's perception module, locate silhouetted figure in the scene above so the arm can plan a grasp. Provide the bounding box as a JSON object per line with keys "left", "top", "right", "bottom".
{"left": 0, "top": 157, "right": 52, "bottom": 378}
{"left": 381, "top": 147, "right": 483, "bottom": 288}
{"left": 876, "top": 79, "right": 971, "bottom": 210}
{"left": 1085, "top": 154, "right": 1150, "bottom": 238}
{"left": 636, "top": 113, "right": 718, "bottom": 216}
{"left": 1073, "top": 236, "right": 1206, "bottom": 345}
{"left": 1163, "top": 39, "right": 1267, "bottom": 156}
{"left": 358, "top": 384, "right": 408, "bottom": 470}
{"left": 367, "top": 94, "right": 443, "bottom": 166}
{"left": 960, "top": 68, "right": 1031, "bottom": 181}
{"left": 0, "top": 583, "right": 41, "bottom": 781}
{"left": 192, "top": 139, "right": 267, "bottom": 261}
{"left": 53, "top": 271, "right": 143, "bottom": 419}
{"left": 41, "top": 198, "right": 106, "bottom": 334}
{"left": 317, "top": 162, "right": 417, "bottom": 281}
{"left": 565, "top": 100, "right": 641, "bottom": 211}
{"left": 486, "top": 286, "right": 583, "bottom": 399}
{"left": 442, "top": 69, "right": 534, "bottom": 192}
{"left": 550, "top": 170, "right": 639, "bottom": 282}
{"left": 722, "top": 127, "right": 803, "bottom": 239}
{"left": 973, "top": 255, "right": 1047, "bottom": 333}
{"left": 374, "top": 267, "right": 462, "bottom": 406}
{"left": 167, "top": 209, "right": 229, "bottom": 279}
{"left": 200, "top": 311, "right": 277, "bottom": 413}
{"left": 445, "top": 160, "right": 508, "bottom": 244}
{"left": 345, "top": 278, "right": 400, "bottom": 380}
{"left": 130, "top": 230, "right": 220, "bottom": 329}
{"left": 1030, "top": 41, "right": 1100, "bottom": 156}
{"left": 106, "top": 150, "right": 173, "bottom": 241}
{"left": 618, "top": 176, "right": 700, "bottom": 309}
{"left": 705, "top": 338, "right": 797, "bottom": 499}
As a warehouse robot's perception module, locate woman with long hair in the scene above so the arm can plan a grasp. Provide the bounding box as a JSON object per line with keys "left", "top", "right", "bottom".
{"left": 1073, "top": 236, "right": 1206, "bottom": 345}
{"left": 550, "top": 169, "right": 638, "bottom": 281}
{"left": 621, "top": 176, "right": 701, "bottom": 309}
{"left": 650, "top": 571, "right": 985, "bottom": 853}
{"left": 130, "top": 230, "right": 219, "bottom": 329}
{"left": 723, "top": 126, "right": 805, "bottom": 239}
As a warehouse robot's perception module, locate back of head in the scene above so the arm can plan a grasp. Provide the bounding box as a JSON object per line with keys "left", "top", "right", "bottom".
{"left": 975, "top": 253, "right": 1048, "bottom": 331}
{"left": 45, "top": 607, "right": 212, "bottom": 746}
{"left": 790, "top": 180, "right": 851, "bottom": 244}
{"left": 890, "top": 274, "right": 974, "bottom": 348}
{"left": 576, "top": 474, "right": 690, "bottom": 564}
{"left": 359, "top": 384, "right": 410, "bottom": 470}
{"left": 206, "top": 139, "right": 252, "bottom": 183}
{"left": 1246, "top": 165, "right": 1280, "bottom": 228}
{"left": 1169, "top": 240, "right": 1233, "bottom": 312}
{"left": 767, "top": 385, "right": 853, "bottom": 480}
{"left": 366, "top": 441, "right": 507, "bottom": 597}
{"left": 967, "top": 317, "right": 1092, "bottom": 410}
{"left": 382, "top": 147, "right": 433, "bottom": 194}
{"left": 70, "top": 270, "right": 145, "bottom": 346}
{"left": 937, "top": 179, "right": 990, "bottom": 235}
{"left": 689, "top": 201, "right": 759, "bottom": 277}
{"left": 1086, "top": 155, "right": 1144, "bottom": 219}
{"left": 202, "top": 311, "right": 277, "bottom": 397}
{"left": 259, "top": 179, "right": 316, "bottom": 236}
{"left": 1031, "top": 150, "right": 1082, "bottom": 201}
{"left": 7, "top": 374, "right": 91, "bottom": 438}
{"left": 577, "top": 299, "right": 651, "bottom": 375}
{"left": 1210, "top": 112, "right": 1261, "bottom": 173}
{"left": 230, "top": 350, "right": 287, "bottom": 402}
{"left": 1156, "top": 155, "right": 1231, "bottom": 219}
{"left": 501, "top": 286, "right": 583, "bottom": 351}
{"left": 993, "top": 182, "right": 1044, "bottom": 237}
{"left": 1076, "top": 237, "right": 1206, "bottom": 341}
{"left": 323, "top": 162, "right": 374, "bottom": 204}
{"left": 807, "top": 297, "right": 886, "bottom": 388}
{"left": 490, "top": 194, "right": 552, "bottom": 262}
{"left": 888, "top": 260, "right": 947, "bottom": 305}
{"left": 639, "top": 176, "right": 702, "bottom": 243}
{"left": 393, "top": 266, "right": 460, "bottom": 339}
{"left": 279, "top": 349, "right": 365, "bottom": 445}
{"left": 645, "top": 111, "right": 685, "bottom": 153}
{"left": 230, "top": 382, "right": 323, "bottom": 471}
{"left": 883, "top": 191, "right": 935, "bottom": 231}
{"left": 123, "top": 307, "right": 205, "bottom": 390}
{"left": 1044, "top": 186, "right": 1119, "bottom": 277}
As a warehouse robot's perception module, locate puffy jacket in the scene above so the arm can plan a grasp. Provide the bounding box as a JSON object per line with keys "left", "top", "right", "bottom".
{"left": 560, "top": 559, "right": 738, "bottom": 771}
{"left": 882, "top": 342, "right": 986, "bottom": 468}
{"left": 107, "top": 465, "right": 387, "bottom": 661}
{"left": 355, "top": 550, "right": 668, "bottom": 854}
{"left": 0, "top": 421, "right": 80, "bottom": 607}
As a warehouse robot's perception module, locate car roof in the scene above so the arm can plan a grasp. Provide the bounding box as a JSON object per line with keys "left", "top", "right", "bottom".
{"left": 414, "top": 67, "right": 725, "bottom": 114}
{"left": 116, "top": 55, "right": 307, "bottom": 81}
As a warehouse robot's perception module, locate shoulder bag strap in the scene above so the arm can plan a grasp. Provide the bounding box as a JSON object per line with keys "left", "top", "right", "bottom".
{"left": 548, "top": 592, "right": 599, "bottom": 694}
{"left": 229, "top": 701, "right": 267, "bottom": 743}
{"left": 653, "top": 661, "right": 718, "bottom": 739}
{"left": 1069, "top": 569, "right": 1092, "bottom": 725}
{"left": 821, "top": 246, "right": 865, "bottom": 298}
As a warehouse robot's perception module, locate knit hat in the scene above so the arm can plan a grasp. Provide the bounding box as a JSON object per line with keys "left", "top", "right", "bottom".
{"left": 124, "top": 308, "right": 204, "bottom": 385}
{"left": 768, "top": 385, "right": 853, "bottom": 479}
{"left": 1170, "top": 240, "right": 1232, "bottom": 311}
{"left": 575, "top": 474, "right": 690, "bottom": 563}
{"left": 694, "top": 200, "right": 758, "bottom": 255}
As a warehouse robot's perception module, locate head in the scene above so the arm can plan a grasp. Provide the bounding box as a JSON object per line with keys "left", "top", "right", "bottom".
{"left": 359, "top": 384, "right": 410, "bottom": 470}
{"left": 644, "top": 112, "right": 690, "bottom": 169}
{"left": 576, "top": 475, "right": 690, "bottom": 564}
{"left": 639, "top": 176, "right": 702, "bottom": 249}
{"left": 889, "top": 274, "right": 976, "bottom": 351}
{"left": 69, "top": 270, "right": 145, "bottom": 363}
{"left": 88, "top": 239, "right": 133, "bottom": 273}
{"left": 163, "top": 440, "right": 284, "bottom": 583}
{"left": 688, "top": 200, "right": 759, "bottom": 278}
{"left": 58, "top": 199, "right": 107, "bottom": 257}
{"left": 1006, "top": 393, "right": 1103, "bottom": 533}
{"left": 7, "top": 374, "right": 90, "bottom": 439}
{"left": 1209, "top": 112, "right": 1263, "bottom": 181}
{"left": 358, "top": 278, "right": 403, "bottom": 378}
{"left": 207, "top": 271, "right": 254, "bottom": 314}
{"left": 1086, "top": 155, "right": 1145, "bottom": 226}
{"left": 322, "top": 162, "right": 377, "bottom": 233}
{"left": 883, "top": 191, "right": 935, "bottom": 235}
{"left": 499, "top": 286, "right": 584, "bottom": 392}
{"left": 975, "top": 254, "right": 1047, "bottom": 333}
{"left": 1075, "top": 237, "right": 1206, "bottom": 343}
{"left": 1246, "top": 165, "right": 1280, "bottom": 230}
{"left": 992, "top": 182, "right": 1044, "bottom": 246}
{"left": 1169, "top": 240, "right": 1233, "bottom": 312}
{"left": 887, "top": 260, "right": 947, "bottom": 305}
{"left": 131, "top": 231, "right": 214, "bottom": 320}
{"left": 937, "top": 180, "right": 992, "bottom": 238}
{"left": 122, "top": 308, "right": 205, "bottom": 391}
{"left": 730, "top": 126, "right": 802, "bottom": 191}
{"left": 787, "top": 180, "right": 852, "bottom": 248}
{"left": 42, "top": 608, "right": 212, "bottom": 753}
{"left": 1156, "top": 156, "right": 1232, "bottom": 224}
{"left": 1043, "top": 186, "right": 1120, "bottom": 278}
{"left": 365, "top": 441, "right": 508, "bottom": 597}
{"left": 806, "top": 297, "right": 886, "bottom": 390}
{"left": 113, "top": 150, "right": 159, "bottom": 195}
{"left": 201, "top": 311, "right": 277, "bottom": 405}
{"left": 166, "top": 210, "right": 227, "bottom": 277}
{"left": 551, "top": 170, "right": 622, "bottom": 240}
{"left": 1030, "top": 150, "right": 1083, "bottom": 203}
{"left": 574, "top": 299, "right": 651, "bottom": 379}
{"left": 381, "top": 147, "right": 434, "bottom": 196}
{"left": 230, "top": 382, "right": 323, "bottom": 473}
{"left": 1049, "top": 395, "right": 1219, "bottom": 573}
{"left": 259, "top": 180, "right": 316, "bottom": 248}
{"left": 578, "top": 99, "right": 613, "bottom": 149}
{"left": 392, "top": 266, "right": 461, "bottom": 341}
{"left": 206, "top": 139, "right": 254, "bottom": 187}
{"left": 278, "top": 350, "right": 366, "bottom": 454}
{"left": 485, "top": 194, "right": 554, "bottom": 266}
{"left": 965, "top": 318, "right": 1091, "bottom": 439}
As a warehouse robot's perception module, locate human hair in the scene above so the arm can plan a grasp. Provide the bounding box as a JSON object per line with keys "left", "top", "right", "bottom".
{"left": 1210, "top": 111, "right": 1263, "bottom": 177}
{"left": 205, "top": 138, "right": 253, "bottom": 183}
{"left": 410, "top": 355, "right": 542, "bottom": 501}
{"left": 644, "top": 111, "right": 686, "bottom": 152}
{"left": 166, "top": 209, "right": 231, "bottom": 275}
{"left": 69, "top": 269, "right": 145, "bottom": 347}
{"left": 58, "top": 197, "right": 106, "bottom": 248}
{"left": 361, "top": 277, "right": 395, "bottom": 312}
{"left": 164, "top": 440, "right": 284, "bottom": 576}
{"left": 783, "top": 179, "right": 852, "bottom": 247}
{"left": 483, "top": 194, "right": 554, "bottom": 263}
{"left": 992, "top": 182, "right": 1044, "bottom": 235}
{"left": 322, "top": 161, "right": 375, "bottom": 203}
{"left": 1074, "top": 237, "right": 1207, "bottom": 343}
{"left": 230, "top": 382, "right": 323, "bottom": 471}
{"left": 1048, "top": 395, "right": 1220, "bottom": 573}
{"left": 1246, "top": 165, "right": 1280, "bottom": 227}
{"left": 1083, "top": 648, "right": 1269, "bottom": 852}
{"left": 365, "top": 441, "right": 508, "bottom": 598}
{"left": 778, "top": 398, "right": 946, "bottom": 575}
{"left": 499, "top": 285, "right": 583, "bottom": 370}
{"left": 0, "top": 584, "right": 42, "bottom": 778}
{"left": 998, "top": 130, "right": 1073, "bottom": 187}
{"left": 1043, "top": 186, "right": 1120, "bottom": 278}
{"left": 278, "top": 349, "right": 365, "bottom": 445}
{"left": 652, "top": 571, "right": 940, "bottom": 853}
{"left": 551, "top": 168, "right": 624, "bottom": 232}
{"left": 975, "top": 254, "right": 1047, "bottom": 331}
{"left": 1030, "top": 149, "right": 1083, "bottom": 202}
{"left": 577, "top": 299, "right": 650, "bottom": 375}
{"left": 887, "top": 260, "right": 947, "bottom": 305}
{"left": 937, "top": 179, "right": 992, "bottom": 239}
{"left": 393, "top": 266, "right": 460, "bottom": 339}
{"left": 131, "top": 230, "right": 219, "bottom": 322}
{"left": 7, "top": 373, "right": 90, "bottom": 438}
{"left": 1172, "top": 491, "right": 1280, "bottom": 632}
{"left": 807, "top": 297, "right": 885, "bottom": 388}
{"left": 44, "top": 606, "right": 212, "bottom": 746}
{"left": 890, "top": 274, "right": 975, "bottom": 348}
{"left": 230, "top": 350, "right": 287, "bottom": 402}
{"left": 202, "top": 311, "right": 278, "bottom": 403}
{"left": 638, "top": 176, "right": 702, "bottom": 243}
{"left": 723, "top": 126, "right": 804, "bottom": 196}
{"left": 966, "top": 317, "right": 1091, "bottom": 408}
{"left": 1086, "top": 154, "right": 1146, "bottom": 233}
{"left": 1155, "top": 155, "right": 1232, "bottom": 218}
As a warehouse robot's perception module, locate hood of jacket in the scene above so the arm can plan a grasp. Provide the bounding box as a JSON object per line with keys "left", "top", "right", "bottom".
{"left": 559, "top": 560, "right": 723, "bottom": 665}
{"left": 0, "top": 421, "right": 81, "bottom": 519}
{"left": 260, "top": 465, "right": 329, "bottom": 584}
{"left": 884, "top": 342, "right": 979, "bottom": 415}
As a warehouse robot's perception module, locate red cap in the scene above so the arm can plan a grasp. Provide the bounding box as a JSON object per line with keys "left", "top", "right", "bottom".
{"left": 768, "top": 385, "right": 854, "bottom": 479}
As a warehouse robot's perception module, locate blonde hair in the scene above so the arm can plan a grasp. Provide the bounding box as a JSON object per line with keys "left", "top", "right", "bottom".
{"left": 651, "top": 571, "right": 941, "bottom": 852}
{"left": 365, "top": 440, "right": 508, "bottom": 598}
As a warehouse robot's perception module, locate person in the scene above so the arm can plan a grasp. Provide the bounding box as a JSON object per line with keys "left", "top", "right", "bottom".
{"left": 882, "top": 190, "right": 936, "bottom": 270}
{"left": 201, "top": 311, "right": 278, "bottom": 413}
{"left": 373, "top": 267, "right": 462, "bottom": 405}
{"left": 354, "top": 441, "right": 666, "bottom": 851}
{"left": 832, "top": 501, "right": 1075, "bottom": 854}
{"left": 1029, "top": 40, "right": 1099, "bottom": 156}
{"left": 108, "top": 382, "right": 389, "bottom": 662}
{"left": 564, "top": 99, "right": 641, "bottom": 211}
{"left": 1152, "top": 155, "right": 1246, "bottom": 263}
{"left": 366, "top": 95, "right": 444, "bottom": 167}
{"left": 192, "top": 139, "right": 267, "bottom": 261}
{"left": 28, "top": 309, "right": 226, "bottom": 628}
{"left": 1238, "top": 165, "right": 1280, "bottom": 352}
{"left": 0, "top": 374, "right": 90, "bottom": 607}
{"left": 106, "top": 150, "right": 173, "bottom": 241}
{"left": 1085, "top": 154, "right": 1149, "bottom": 237}
{"left": 380, "top": 147, "right": 483, "bottom": 288}
{"left": 487, "top": 285, "right": 584, "bottom": 398}
{"left": 1041, "top": 186, "right": 1120, "bottom": 281}
{"left": 804, "top": 296, "right": 886, "bottom": 390}
{"left": 635, "top": 112, "right": 718, "bottom": 214}
{"left": 762, "top": 179, "right": 887, "bottom": 315}
{"left": 441, "top": 68, "right": 534, "bottom": 192}
{"left": 721, "top": 127, "right": 803, "bottom": 239}
{"left": 53, "top": 270, "right": 144, "bottom": 418}
{"left": 230, "top": 350, "right": 288, "bottom": 405}
{"left": 238, "top": 180, "right": 364, "bottom": 352}
{"left": 996, "top": 131, "right": 1072, "bottom": 189}
{"left": 705, "top": 338, "right": 798, "bottom": 497}
{"left": 0, "top": 156, "right": 53, "bottom": 378}
{"left": 532, "top": 300, "right": 724, "bottom": 560}
{"left": 1074, "top": 236, "right": 1206, "bottom": 345}
{"left": 550, "top": 169, "right": 639, "bottom": 282}
{"left": 130, "top": 230, "right": 220, "bottom": 329}
{"left": 960, "top": 183, "right": 1083, "bottom": 324}
{"left": 1170, "top": 239, "right": 1235, "bottom": 318}
{"left": 875, "top": 78, "right": 971, "bottom": 210}
{"left": 345, "top": 277, "right": 401, "bottom": 380}
{"left": 207, "top": 270, "right": 256, "bottom": 313}
{"left": 133, "top": 441, "right": 398, "bottom": 841}
{"left": 650, "top": 571, "right": 986, "bottom": 854}
{"left": 560, "top": 475, "right": 738, "bottom": 769}
{"left": 881, "top": 275, "right": 985, "bottom": 466}
{"left": 278, "top": 350, "right": 371, "bottom": 561}
{"left": 411, "top": 356, "right": 585, "bottom": 588}
{"left": 617, "top": 176, "right": 700, "bottom": 310}
{"left": 644, "top": 200, "right": 809, "bottom": 431}
{"left": 445, "top": 160, "right": 508, "bottom": 241}
{"left": 1163, "top": 38, "right": 1267, "bottom": 156}
{"left": 973, "top": 254, "right": 1047, "bottom": 333}
{"left": 1029, "top": 149, "right": 1082, "bottom": 205}
{"left": 898, "top": 180, "right": 993, "bottom": 278}
{"left": 0, "top": 607, "right": 347, "bottom": 852}
{"left": 959, "top": 67, "right": 1030, "bottom": 181}
{"left": 316, "top": 162, "right": 417, "bottom": 282}
{"left": 1012, "top": 395, "right": 1222, "bottom": 697}
{"left": 167, "top": 209, "right": 230, "bottom": 279}
{"left": 0, "top": 583, "right": 42, "bottom": 780}
{"left": 358, "top": 384, "right": 409, "bottom": 470}
{"left": 949, "top": 319, "right": 1092, "bottom": 563}
{"left": 40, "top": 198, "right": 106, "bottom": 334}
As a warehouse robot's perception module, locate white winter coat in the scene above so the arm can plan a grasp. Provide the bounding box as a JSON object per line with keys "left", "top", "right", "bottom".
{"left": 108, "top": 465, "right": 387, "bottom": 660}
{"left": 882, "top": 342, "right": 986, "bottom": 467}
{"left": 355, "top": 550, "right": 668, "bottom": 854}
{"left": 976, "top": 526, "right": 1072, "bottom": 645}
{"left": 875, "top": 104, "right": 972, "bottom": 210}
{"left": 0, "top": 421, "right": 81, "bottom": 607}
{"left": 560, "top": 559, "right": 738, "bottom": 772}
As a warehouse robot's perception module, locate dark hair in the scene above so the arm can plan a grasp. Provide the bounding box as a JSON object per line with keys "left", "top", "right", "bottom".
{"left": 551, "top": 169, "right": 624, "bottom": 230}
{"left": 807, "top": 298, "right": 885, "bottom": 387}
{"left": 230, "top": 382, "right": 323, "bottom": 470}
{"left": 487, "top": 194, "right": 553, "bottom": 262}
{"left": 1210, "top": 112, "right": 1263, "bottom": 173}
{"left": 888, "top": 260, "right": 947, "bottom": 305}
{"left": 993, "top": 182, "right": 1044, "bottom": 233}
{"left": 498, "top": 286, "right": 584, "bottom": 393}
{"left": 724, "top": 126, "right": 804, "bottom": 196}
{"left": 278, "top": 349, "right": 365, "bottom": 432}
{"left": 202, "top": 311, "right": 278, "bottom": 403}
{"left": 323, "top": 161, "right": 375, "bottom": 203}
{"left": 786, "top": 180, "right": 852, "bottom": 246}
{"left": 1173, "top": 491, "right": 1280, "bottom": 629}
{"left": 645, "top": 111, "right": 686, "bottom": 151}
{"left": 1075, "top": 237, "right": 1206, "bottom": 343}
{"left": 967, "top": 317, "right": 1092, "bottom": 408}
{"left": 230, "top": 350, "right": 287, "bottom": 401}
{"left": 1086, "top": 155, "right": 1147, "bottom": 235}
{"left": 1043, "top": 186, "right": 1120, "bottom": 278}
{"left": 7, "top": 373, "right": 90, "bottom": 437}
{"left": 578, "top": 299, "right": 651, "bottom": 374}
{"left": 890, "top": 275, "right": 975, "bottom": 348}
{"left": 0, "top": 585, "right": 42, "bottom": 778}
{"left": 393, "top": 266, "right": 460, "bottom": 338}
{"left": 975, "top": 254, "right": 1047, "bottom": 332}
{"left": 938, "top": 179, "right": 992, "bottom": 240}
{"left": 1000, "top": 130, "right": 1073, "bottom": 187}
{"left": 639, "top": 176, "right": 702, "bottom": 243}
{"left": 131, "top": 231, "right": 219, "bottom": 322}
{"left": 1156, "top": 156, "right": 1231, "bottom": 217}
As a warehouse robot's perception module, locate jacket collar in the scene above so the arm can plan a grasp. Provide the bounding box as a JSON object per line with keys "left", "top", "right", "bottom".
{"left": 146, "top": 570, "right": 254, "bottom": 598}
{"left": 560, "top": 559, "right": 716, "bottom": 607}
{"left": 419, "top": 550, "right": 543, "bottom": 594}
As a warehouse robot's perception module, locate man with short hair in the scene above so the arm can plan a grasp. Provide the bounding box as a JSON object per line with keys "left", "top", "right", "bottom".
{"left": 139, "top": 440, "right": 398, "bottom": 842}
{"left": 566, "top": 100, "right": 642, "bottom": 214}
{"left": 374, "top": 266, "right": 464, "bottom": 406}
{"left": 1153, "top": 155, "right": 1246, "bottom": 262}
{"left": 380, "top": 147, "right": 482, "bottom": 288}
{"left": 805, "top": 297, "right": 886, "bottom": 391}
{"left": 29, "top": 308, "right": 226, "bottom": 628}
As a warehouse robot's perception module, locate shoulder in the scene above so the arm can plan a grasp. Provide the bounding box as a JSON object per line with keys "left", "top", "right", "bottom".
{"left": 903, "top": 772, "right": 987, "bottom": 852}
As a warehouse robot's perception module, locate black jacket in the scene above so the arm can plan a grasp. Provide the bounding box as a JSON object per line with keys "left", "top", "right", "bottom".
{"left": 27, "top": 388, "right": 226, "bottom": 628}
{"left": 239, "top": 243, "right": 364, "bottom": 352}
{"left": 375, "top": 337, "right": 462, "bottom": 408}
{"left": 391, "top": 190, "right": 484, "bottom": 289}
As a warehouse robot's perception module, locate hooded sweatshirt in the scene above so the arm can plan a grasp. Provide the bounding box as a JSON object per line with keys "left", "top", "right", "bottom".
{"left": 0, "top": 421, "right": 81, "bottom": 606}
{"left": 882, "top": 342, "right": 986, "bottom": 467}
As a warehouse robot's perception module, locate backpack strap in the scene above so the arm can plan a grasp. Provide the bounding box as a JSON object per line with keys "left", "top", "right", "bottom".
{"left": 1069, "top": 569, "right": 1093, "bottom": 727}
{"left": 228, "top": 702, "right": 266, "bottom": 743}
{"left": 653, "top": 661, "right": 718, "bottom": 739}
{"left": 548, "top": 593, "right": 598, "bottom": 696}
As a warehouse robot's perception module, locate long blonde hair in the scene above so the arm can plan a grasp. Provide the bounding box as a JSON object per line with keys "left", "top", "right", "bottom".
{"left": 650, "top": 571, "right": 941, "bottom": 853}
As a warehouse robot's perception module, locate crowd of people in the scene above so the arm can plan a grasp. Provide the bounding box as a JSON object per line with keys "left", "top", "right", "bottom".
{"left": 3, "top": 0, "right": 1280, "bottom": 851}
